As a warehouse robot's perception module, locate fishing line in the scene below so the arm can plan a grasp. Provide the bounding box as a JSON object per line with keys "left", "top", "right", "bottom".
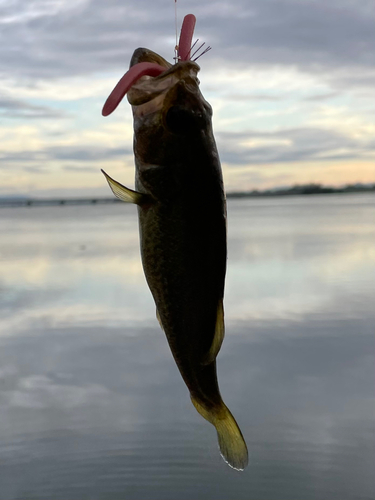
{"left": 174, "top": 0, "right": 179, "bottom": 62}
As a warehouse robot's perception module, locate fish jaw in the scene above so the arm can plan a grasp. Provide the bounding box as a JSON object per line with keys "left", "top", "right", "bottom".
{"left": 128, "top": 59, "right": 206, "bottom": 131}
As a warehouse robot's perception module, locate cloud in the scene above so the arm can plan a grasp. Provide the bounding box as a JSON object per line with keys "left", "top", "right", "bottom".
{"left": 223, "top": 93, "right": 286, "bottom": 102}
{"left": 0, "top": 0, "right": 374, "bottom": 196}
{"left": 217, "top": 126, "right": 374, "bottom": 165}
{"left": 203, "top": 0, "right": 375, "bottom": 90}
{"left": 0, "top": 94, "right": 66, "bottom": 119}
{"left": 302, "top": 92, "right": 341, "bottom": 102}
{"left": 0, "top": 144, "right": 131, "bottom": 165}
{"left": 0, "top": 0, "right": 374, "bottom": 91}
{"left": 2, "top": 120, "right": 371, "bottom": 172}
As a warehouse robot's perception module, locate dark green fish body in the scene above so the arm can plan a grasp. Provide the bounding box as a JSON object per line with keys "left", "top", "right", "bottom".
{"left": 102, "top": 49, "right": 248, "bottom": 470}
{"left": 136, "top": 124, "right": 226, "bottom": 407}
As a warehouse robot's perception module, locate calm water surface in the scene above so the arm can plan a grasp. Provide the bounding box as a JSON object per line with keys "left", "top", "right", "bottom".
{"left": 0, "top": 194, "right": 374, "bottom": 499}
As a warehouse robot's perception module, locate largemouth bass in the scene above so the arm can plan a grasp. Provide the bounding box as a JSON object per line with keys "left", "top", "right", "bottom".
{"left": 101, "top": 14, "right": 248, "bottom": 470}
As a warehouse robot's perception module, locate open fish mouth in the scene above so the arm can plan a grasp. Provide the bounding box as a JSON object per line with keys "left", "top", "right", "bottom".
{"left": 128, "top": 58, "right": 203, "bottom": 128}
{"left": 102, "top": 14, "right": 202, "bottom": 118}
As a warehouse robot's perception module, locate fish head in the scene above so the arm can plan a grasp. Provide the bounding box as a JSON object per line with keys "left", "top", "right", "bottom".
{"left": 127, "top": 48, "right": 213, "bottom": 163}
{"left": 101, "top": 42, "right": 218, "bottom": 197}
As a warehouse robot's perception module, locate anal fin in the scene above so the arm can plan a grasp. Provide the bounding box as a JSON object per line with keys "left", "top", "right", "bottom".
{"left": 156, "top": 308, "right": 164, "bottom": 331}
{"left": 202, "top": 300, "right": 225, "bottom": 366}
{"left": 101, "top": 169, "right": 151, "bottom": 205}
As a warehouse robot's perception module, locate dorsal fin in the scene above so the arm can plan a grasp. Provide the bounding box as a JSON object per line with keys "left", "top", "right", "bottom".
{"left": 201, "top": 300, "right": 225, "bottom": 365}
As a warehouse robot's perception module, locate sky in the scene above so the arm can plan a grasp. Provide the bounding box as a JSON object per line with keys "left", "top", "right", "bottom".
{"left": 0, "top": 0, "right": 374, "bottom": 198}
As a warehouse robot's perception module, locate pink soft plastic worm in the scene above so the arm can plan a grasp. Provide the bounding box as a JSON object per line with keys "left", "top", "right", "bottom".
{"left": 178, "top": 14, "right": 196, "bottom": 61}
{"left": 102, "top": 14, "right": 196, "bottom": 116}
{"left": 102, "top": 62, "right": 165, "bottom": 116}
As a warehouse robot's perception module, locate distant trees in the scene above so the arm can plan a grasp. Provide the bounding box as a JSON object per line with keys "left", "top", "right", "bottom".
{"left": 1, "top": 183, "right": 374, "bottom": 206}
{"left": 227, "top": 182, "right": 375, "bottom": 198}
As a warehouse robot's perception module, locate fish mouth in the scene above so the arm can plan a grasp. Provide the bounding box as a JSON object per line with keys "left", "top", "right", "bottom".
{"left": 102, "top": 13, "right": 199, "bottom": 117}
{"left": 129, "top": 53, "right": 207, "bottom": 137}
{"left": 127, "top": 51, "right": 201, "bottom": 123}
{"left": 102, "top": 47, "right": 201, "bottom": 118}
{"left": 128, "top": 48, "right": 200, "bottom": 105}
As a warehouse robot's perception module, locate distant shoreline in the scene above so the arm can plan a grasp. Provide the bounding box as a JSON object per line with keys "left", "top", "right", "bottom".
{"left": 1, "top": 183, "right": 374, "bottom": 208}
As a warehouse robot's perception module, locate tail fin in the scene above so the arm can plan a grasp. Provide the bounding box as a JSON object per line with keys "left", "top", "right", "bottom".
{"left": 191, "top": 396, "right": 248, "bottom": 471}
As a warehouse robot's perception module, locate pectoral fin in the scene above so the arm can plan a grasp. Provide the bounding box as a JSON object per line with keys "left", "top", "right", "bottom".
{"left": 101, "top": 169, "right": 151, "bottom": 205}
{"left": 202, "top": 300, "right": 225, "bottom": 366}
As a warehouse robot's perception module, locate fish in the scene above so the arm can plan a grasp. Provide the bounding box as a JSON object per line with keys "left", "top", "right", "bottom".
{"left": 101, "top": 14, "right": 248, "bottom": 470}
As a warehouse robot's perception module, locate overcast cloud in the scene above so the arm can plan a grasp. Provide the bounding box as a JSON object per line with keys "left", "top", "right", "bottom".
{"left": 0, "top": 0, "right": 374, "bottom": 196}
{"left": 1, "top": 0, "right": 374, "bottom": 82}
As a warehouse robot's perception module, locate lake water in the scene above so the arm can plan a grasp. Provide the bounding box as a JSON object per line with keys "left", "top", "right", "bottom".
{"left": 0, "top": 194, "right": 374, "bottom": 500}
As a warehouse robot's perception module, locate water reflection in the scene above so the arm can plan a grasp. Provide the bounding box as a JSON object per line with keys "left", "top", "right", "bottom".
{"left": 0, "top": 194, "right": 374, "bottom": 499}
{"left": 226, "top": 195, "right": 375, "bottom": 322}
